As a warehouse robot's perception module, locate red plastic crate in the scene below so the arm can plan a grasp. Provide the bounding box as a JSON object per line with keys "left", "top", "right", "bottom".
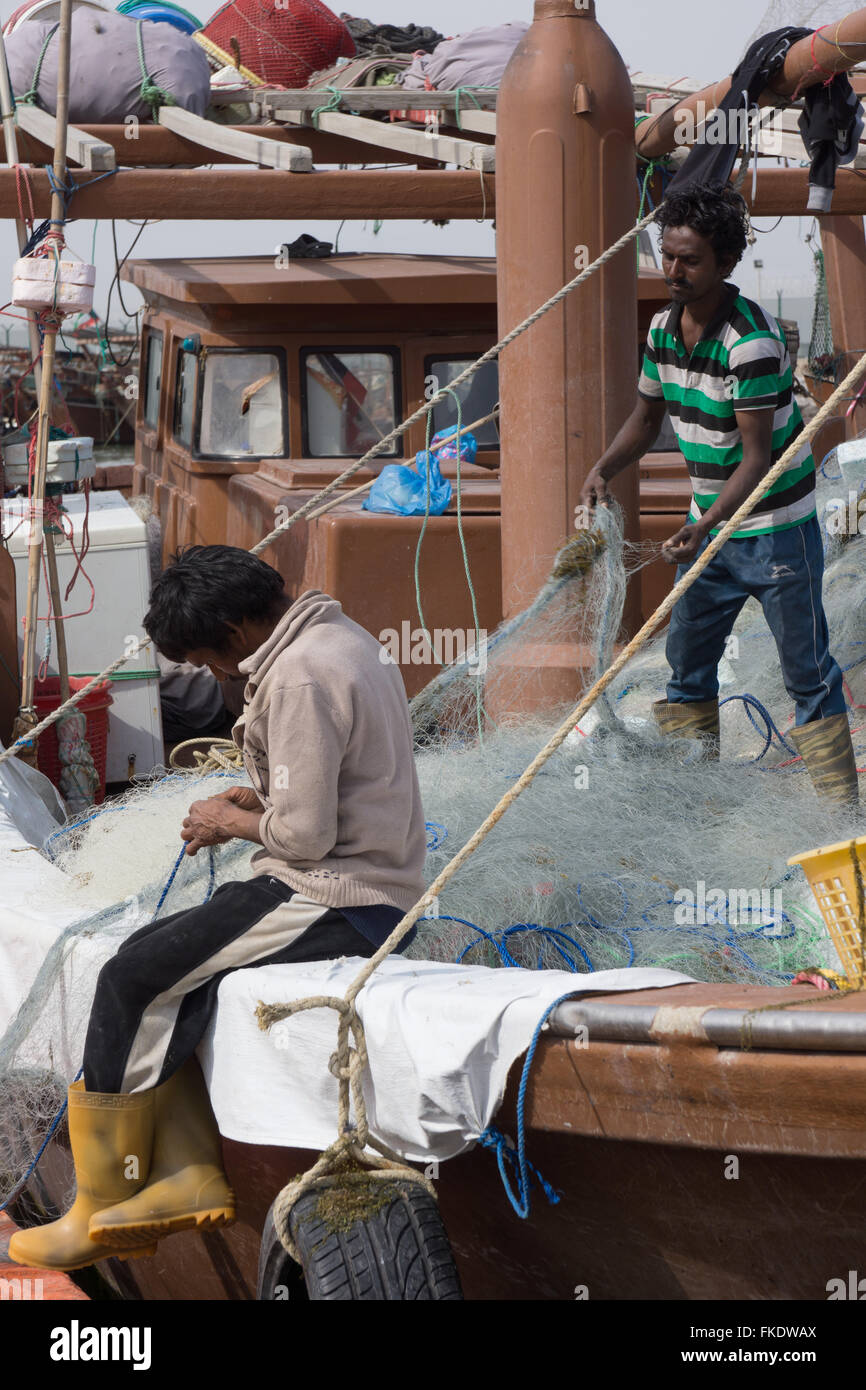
{"left": 33, "top": 676, "right": 113, "bottom": 805}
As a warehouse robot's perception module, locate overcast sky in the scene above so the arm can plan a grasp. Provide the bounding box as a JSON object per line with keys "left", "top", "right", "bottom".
{"left": 0, "top": 0, "right": 833, "bottom": 333}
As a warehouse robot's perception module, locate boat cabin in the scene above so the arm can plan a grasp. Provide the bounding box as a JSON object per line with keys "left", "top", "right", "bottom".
{"left": 123, "top": 250, "right": 693, "bottom": 696}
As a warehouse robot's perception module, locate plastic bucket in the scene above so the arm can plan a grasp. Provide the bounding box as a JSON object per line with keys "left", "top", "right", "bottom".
{"left": 788, "top": 836, "right": 866, "bottom": 986}
{"left": 32, "top": 676, "right": 113, "bottom": 805}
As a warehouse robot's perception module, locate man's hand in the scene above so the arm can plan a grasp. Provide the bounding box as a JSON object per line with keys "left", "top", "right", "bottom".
{"left": 579, "top": 466, "right": 613, "bottom": 512}
{"left": 213, "top": 785, "right": 263, "bottom": 813}
{"left": 182, "top": 797, "right": 244, "bottom": 856}
{"left": 662, "top": 521, "right": 708, "bottom": 566}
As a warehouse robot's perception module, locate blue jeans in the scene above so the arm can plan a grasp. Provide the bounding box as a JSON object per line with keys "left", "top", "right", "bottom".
{"left": 665, "top": 515, "right": 845, "bottom": 726}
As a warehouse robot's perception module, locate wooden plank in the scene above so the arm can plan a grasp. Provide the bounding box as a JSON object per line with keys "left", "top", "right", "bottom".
{"left": 257, "top": 86, "right": 497, "bottom": 114}
{"left": 280, "top": 107, "right": 494, "bottom": 171}
{"left": 14, "top": 102, "right": 114, "bottom": 171}
{"left": 446, "top": 109, "right": 496, "bottom": 137}
{"left": 156, "top": 106, "right": 311, "bottom": 171}
{"left": 5, "top": 123, "right": 428, "bottom": 168}
{"left": 0, "top": 166, "right": 495, "bottom": 219}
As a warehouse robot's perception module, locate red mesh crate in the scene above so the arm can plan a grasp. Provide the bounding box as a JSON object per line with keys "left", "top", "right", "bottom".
{"left": 33, "top": 676, "right": 113, "bottom": 805}
{"left": 199, "top": 0, "right": 354, "bottom": 87}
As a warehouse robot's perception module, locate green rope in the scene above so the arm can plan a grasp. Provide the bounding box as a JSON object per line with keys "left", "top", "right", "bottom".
{"left": 452, "top": 85, "right": 493, "bottom": 132}
{"left": 19, "top": 22, "right": 58, "bottom": 105}
{"left": 136, "top": 20, "right": 176, "bottom": 120}
{"left": 413, "top": 391, "right": 485, "bottom": 743}
{"left": 311, "top": 85, "right": 343, "bottom": 130}
{"left": 444, "top": 387, "right": 484, "bottom": 743}
{"left": 413, "top": 410, "right": 435, "bottom": 666}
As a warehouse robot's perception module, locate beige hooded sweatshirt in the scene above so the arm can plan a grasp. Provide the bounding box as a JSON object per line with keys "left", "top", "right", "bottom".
{"left": 232, "top": 590, "right": 427, "bottom": 912}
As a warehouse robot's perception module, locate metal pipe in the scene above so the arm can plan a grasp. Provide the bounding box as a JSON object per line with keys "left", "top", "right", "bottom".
{"left": 549, "top": 997, "right": 866, "bottom": 1052}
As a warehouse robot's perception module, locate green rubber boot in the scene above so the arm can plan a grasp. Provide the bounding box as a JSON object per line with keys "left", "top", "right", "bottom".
{"left": 652, "top": 697, "right": 720, "bottom": 759}
{"left": 787, "top": 713, "right": 860, "bottom": 806}
{"left": 88, "top": 1060, "right": 235, "bottom": 1249}
{"left": 7, "top": 1082, "right": 156, "bottom": 1271}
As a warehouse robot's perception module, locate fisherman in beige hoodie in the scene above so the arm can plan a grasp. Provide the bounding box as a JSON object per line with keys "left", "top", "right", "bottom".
{"left": 9, "top": 545, "right": 427, "bottom": 1273}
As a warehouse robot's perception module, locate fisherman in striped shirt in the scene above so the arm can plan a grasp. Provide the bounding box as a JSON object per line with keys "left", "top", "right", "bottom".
{"left": 581, "top": 183, "right": 857, "bottom": 804}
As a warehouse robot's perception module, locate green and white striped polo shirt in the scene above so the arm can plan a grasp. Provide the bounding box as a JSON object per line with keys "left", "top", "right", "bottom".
{"left": 638, "top": 284, "right": 815, "bottom": 537}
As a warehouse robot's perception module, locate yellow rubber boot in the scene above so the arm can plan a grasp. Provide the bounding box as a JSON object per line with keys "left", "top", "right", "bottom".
{"left": 88, "top": 1059, "right": 235, "bottom": 1249}
{"left": 7, "top": 1082, "right": 156, "bottom": 1271}
{"left": 652, "top": 697, "right": 720, "bottom": 759}
{"left": 787, "top": 713, "right": 860, "bottom": 806}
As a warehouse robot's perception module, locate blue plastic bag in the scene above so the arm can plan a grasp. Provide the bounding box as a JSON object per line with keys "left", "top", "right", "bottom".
{"left": 364, "top": 449, "right": 453, "bottom": 516}
{"left": 430, "top": 428, "right": 477, "bottom": 464}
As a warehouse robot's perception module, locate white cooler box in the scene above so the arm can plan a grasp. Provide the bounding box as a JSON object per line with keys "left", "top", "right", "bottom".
{"left": 5, "top": 490, "right": 163, "bottom": 782}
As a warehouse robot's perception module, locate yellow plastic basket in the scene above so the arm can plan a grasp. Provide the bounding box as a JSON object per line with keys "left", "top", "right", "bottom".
{"left": 788, "top": 836, "right": 866, "bottom": 986}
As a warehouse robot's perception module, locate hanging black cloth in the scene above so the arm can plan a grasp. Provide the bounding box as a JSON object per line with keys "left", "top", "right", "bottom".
{"left": 666, "top": 26, "right": 863, "bottom": 212}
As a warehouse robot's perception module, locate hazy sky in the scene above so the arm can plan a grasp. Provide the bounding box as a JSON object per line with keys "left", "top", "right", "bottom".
{"left": 0, "top": 0, "right": 831, "bottom": 332}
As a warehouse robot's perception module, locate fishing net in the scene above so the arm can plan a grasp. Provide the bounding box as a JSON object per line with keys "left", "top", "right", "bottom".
{"left": 2, "top": 452, "right": 866, "bottom": 1205}
{"left": 807, "top": 244, "right": 835, "bottom": 382}
{"left": 745, "top": 1, "right": 856, "bottom": 48}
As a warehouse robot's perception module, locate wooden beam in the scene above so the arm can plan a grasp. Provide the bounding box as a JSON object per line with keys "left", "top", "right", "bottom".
{"left": 0, "top": 166, "right": 494, "bottom": 219}
{"left": 156, "top": 106, "right": 312, "bottom": 170}
{"left": 5, "top": 122, "right": 432, "bottom": 168}
{"left": 818, "top": 215, "right": 866, "bottom": 436}
{"left": 742, "top": 168, "right": 866, "bottom": 216}
{"left": 256, "top": 87, "right": 497, "bottom": 114}
{"left": 14, "top": 101, "right": 114, "bottom": 170}
{"left": 278, "top": 107, "right": 494, "bottom": 171}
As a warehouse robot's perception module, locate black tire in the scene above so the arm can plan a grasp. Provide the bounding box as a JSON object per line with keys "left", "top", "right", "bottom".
{"left": 257, "top": 1181, "right": 463, "bottom": 1301}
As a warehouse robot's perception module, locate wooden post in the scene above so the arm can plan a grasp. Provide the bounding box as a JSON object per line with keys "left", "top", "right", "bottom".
{"left": 818, "top": 214, "right": 866, "bottom": 439}
{"left": 19, "top": 0, "right": 73, "bottom": 718}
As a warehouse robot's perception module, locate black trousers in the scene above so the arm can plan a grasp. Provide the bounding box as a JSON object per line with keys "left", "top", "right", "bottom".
{"left": 83, "top": 878, "right": 375, "bottom": 1094}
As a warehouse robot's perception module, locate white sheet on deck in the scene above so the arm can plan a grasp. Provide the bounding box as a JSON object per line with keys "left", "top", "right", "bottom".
{"left": 200, "top": 956, "right": 693, "bottom": 1163}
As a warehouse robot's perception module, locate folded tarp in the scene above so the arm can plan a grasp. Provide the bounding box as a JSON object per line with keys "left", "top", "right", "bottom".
{"left": 200, "top": 954, "right": 693, "bottom": 1162}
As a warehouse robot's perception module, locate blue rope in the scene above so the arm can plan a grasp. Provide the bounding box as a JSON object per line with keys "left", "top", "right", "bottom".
{"left": 477, "top": 998, "right": 568, "bottom": 1219}
{"left": 425, "top": 821, "right": 449, "bottom": 850}
{"left": 719, "top": 692, "right": 797, "bottom": 759}
{"left": 0, "top": 1065, "right": 83, "bottom": 1214}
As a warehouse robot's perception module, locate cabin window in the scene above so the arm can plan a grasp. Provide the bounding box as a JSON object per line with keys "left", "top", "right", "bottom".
{"left": 142, "top": 331, "right": 163, "bottom": 430}
{"left": 198, "top": 350, "right": 286, "bottom": 458}
{"left": 174, "top": 350, "right": 197, "bottom": 447}
{"left": 424, "top": 357, "right": 499, "bottom": 451}
{"left": 302, "top": 350, "right": 399, "bottom": 457}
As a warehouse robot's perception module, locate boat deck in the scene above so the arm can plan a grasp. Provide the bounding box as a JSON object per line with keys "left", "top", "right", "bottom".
{"left": 0, "top": 1213, "right": 89, "bottom": 1301}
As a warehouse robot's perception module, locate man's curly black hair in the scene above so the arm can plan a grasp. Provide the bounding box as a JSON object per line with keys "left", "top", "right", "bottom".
{"left": 655, "top": 182, "right": 749, "bottom": 268}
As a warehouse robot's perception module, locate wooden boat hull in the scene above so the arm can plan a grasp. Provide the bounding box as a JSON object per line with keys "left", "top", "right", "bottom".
{"left": 15, "top": 980, "right": 866, "bottom": 1301}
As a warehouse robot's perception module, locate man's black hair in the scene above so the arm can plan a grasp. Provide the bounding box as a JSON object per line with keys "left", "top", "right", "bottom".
{"left": 655, "top": 182, "right": 749, "bottom": 268}
{"left": 144, "top": 545, "right": 286, "bottom": 662}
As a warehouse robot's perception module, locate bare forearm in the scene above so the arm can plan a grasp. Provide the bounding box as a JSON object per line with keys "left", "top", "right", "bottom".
{"left": 595, "top": 400, "right": 664, "bottom": 482}
{"left": 222, "top": 807, "right": 265, "bottom": 845}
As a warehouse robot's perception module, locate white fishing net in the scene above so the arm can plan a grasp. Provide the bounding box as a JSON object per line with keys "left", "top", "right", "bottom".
{"left": 2, "top": 447, "right": 865, "bottom": 1207}
{"left": 745, "top": 1, "right": 853, "bottom": 48}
